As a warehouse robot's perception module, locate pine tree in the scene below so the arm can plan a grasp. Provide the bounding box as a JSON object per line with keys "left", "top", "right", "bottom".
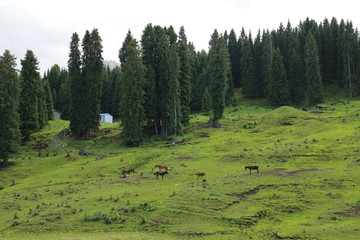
{"left": 119, "top": 30, "right": 134, "bottom": 68}
{"left": 68, "top": 32, "right": 83, "bottom": 135}
{"left": 241, "top": 32, "right": 256, "bottom": 97}
{"left": 267, "top": 48, "right": 289, "bottom": 105}
{"left": 0, "top": 50, "right": 21, "bottom": 165}
{"left": 228, "top": 29, "right": 241, "bottom": 88}
{"left": 43, "top": 76, "right": 54, "bottom": 120}
{"left": 19, "top": 50, "right": 41, "bottom": 139}
{"left": 80, "top": 29, "right": 104, "bottom": 138}
{"left": 305, "top": 32, "right": 324, "bottom": 105}
{"left": 165, "top": 26, "right": 177, "bottom": 46}
{"left": 177, "top": 26, "right": 191, "bottom": 125}
{"left": 154, "top": 25, "right": 170, "bottom": 136}
{"left": 57, "top": 70, "right": 71, "bottom": 120}
{"left": 167, "top": 44, "right": 181, "bottom": 138}
{"left": 141, "top": 25, "right": 180, "bottom": 137}
{"left": 120, "top": 38, "right": 145, "bottom": 145}
{"left": 141, "top": 24, "right": 157, "bottom": 130}
{"left": 208, "top": 31, "right": 230, "bottom": 122}
{"left": 68, "top": 30, "right": 103, "bottom": 138}
{"left": 37, "top": 77, "right": 48, "bottom": 128}
{"left": 225, "top": 70, "right": 235, "bottom": 106}
{"left": 341, "top": 20, "right": 357, "bottom": 97}
{"left": 288, "top": 46, "right": 305, "bottom": 103}
{"left": 201, "top": 87, "right": 212, "bottom": 114}
{"left": 47, "top": 64, "right": 62, "bottom": 110}
{"left": 190, "top": 50, "right": 208, "bottom": 111}
{"left": 101, "top": 66, "right": 112, "bottom": 113}
{"left": 262, "top": 30, "right": 275, "bottom": 97}
{"left": 252, "top": 31, "right": 265, "bottom": 97}
{"left": 110, "top": 66, "right": 122, "bottom": 117}
{"left": 57, "top": 69, "right": 70, "bottom": 120}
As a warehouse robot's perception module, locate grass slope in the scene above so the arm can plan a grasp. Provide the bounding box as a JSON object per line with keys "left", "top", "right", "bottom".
{"left": 1, "top": 99, "right": 360, "bottom": 240}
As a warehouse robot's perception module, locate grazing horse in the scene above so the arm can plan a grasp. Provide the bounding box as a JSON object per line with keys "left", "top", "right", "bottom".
{"left": 195, "top": 172, "right": 206, "bottom": 178}
{"left": 154, "top": 171, "right": 168, "bottom": 179}
{"left": 245, "top": 166, "right": 259, "bottom": 174}
{"left": 122, "top": 169, "right": 135, "bottom": 176}
{"left": 153, "top": 164, "right": 168, "bottom": 172}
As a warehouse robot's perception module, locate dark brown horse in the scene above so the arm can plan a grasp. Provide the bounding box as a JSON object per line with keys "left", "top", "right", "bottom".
{"left": 245, "top": 166, "right": 259, "bottom": 174}
{"left": 122, "top": 169, "right": 135, "bottom": 176}
{"left": 154, "top": 171, "right": 168, "bottom": 179}
{"left": 153, "top": 164, "right": 169, "bottom": 172}
{"left": 195, "top": 172, "right": 206, "bottom": 178}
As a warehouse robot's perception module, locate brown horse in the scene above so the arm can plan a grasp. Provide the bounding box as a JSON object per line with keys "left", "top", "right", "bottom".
{"left": 195, "top": 172, "right": 206, "bottom": 178}
{"left": 245, "top": 166, "right": 259, "bottom": 174}
{"left": 153, "top": 164, "right": 168, "bottom": 172}
{"left": 122, "top": 169, "right": 135, "bottom": 176}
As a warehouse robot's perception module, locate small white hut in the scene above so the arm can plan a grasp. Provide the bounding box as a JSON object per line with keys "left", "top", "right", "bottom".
{"left": 99, "top": 113, "right": 113, "bottom": 123}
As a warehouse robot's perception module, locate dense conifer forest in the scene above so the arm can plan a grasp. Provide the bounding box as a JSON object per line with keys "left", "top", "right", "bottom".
{"left": 1, "top": 17, "right": 360, "bottom": 162}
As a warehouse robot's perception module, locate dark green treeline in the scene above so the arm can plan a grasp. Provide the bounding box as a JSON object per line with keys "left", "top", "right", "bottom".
{"left": 234, "top": 17, "right": 360, "bottom": 104}
{"left": 0, "top": 50, "right": 21, "bottom": 165}
{"left": 44, "top": 17, "right": 360, "bottom": 144}
{"left": 0, "top": 49, "right": 53, "bottom": 164}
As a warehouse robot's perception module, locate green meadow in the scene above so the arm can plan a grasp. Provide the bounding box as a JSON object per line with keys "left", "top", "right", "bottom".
{"left": 1, "top": 96, "right": 360, "bottom": 240}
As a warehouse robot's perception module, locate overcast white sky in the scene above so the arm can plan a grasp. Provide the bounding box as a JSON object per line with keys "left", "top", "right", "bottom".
{"left": 0, "top": 0, "right": 359, "bottom": 73}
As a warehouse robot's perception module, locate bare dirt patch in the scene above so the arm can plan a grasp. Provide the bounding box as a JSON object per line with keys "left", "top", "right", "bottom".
{"left": 336, "top": 206, "right": 360, "bottom": 217}
{"left": 270, "top": 168, "right": 334, "bottom": 176}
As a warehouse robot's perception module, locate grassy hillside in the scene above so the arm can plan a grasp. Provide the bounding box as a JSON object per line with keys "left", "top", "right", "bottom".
{"left": 1, "top": 98, "right": 360, "bottom": 240}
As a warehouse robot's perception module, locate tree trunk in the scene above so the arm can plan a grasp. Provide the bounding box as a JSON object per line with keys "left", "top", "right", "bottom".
{"left": 348, "top": 52, "right": 352, "bottom": 98}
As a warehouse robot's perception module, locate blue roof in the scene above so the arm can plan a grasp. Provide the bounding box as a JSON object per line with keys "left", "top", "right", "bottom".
{"left": 100, "top": 113, "right": 113, "bottom": 116}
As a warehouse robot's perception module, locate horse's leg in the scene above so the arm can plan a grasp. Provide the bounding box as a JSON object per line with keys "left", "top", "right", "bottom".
{"left": 257, "top": 168, "right": 259, "bottom": 174}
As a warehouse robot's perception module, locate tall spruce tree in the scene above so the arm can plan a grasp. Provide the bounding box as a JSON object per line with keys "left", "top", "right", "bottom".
{"left": 141, "top": 24, "right": 157, "bottom": 131}
{"left": 241, "top": 32, "right": 256, "bottom": 97}
{"left": 19, "top": 50, "right": 41, "bottom": 139}
{"left": 288, "top": 47, "right": 305, "bottom": 102}
{"left": 119, "top": 30, "right": 134, "bottom": 68}
{"left": 167, "top": 44, "right": 181, "bottom": 138}
{"left": 0, "top": 50, "right": 21, "bottom": 165}
{"left": 68, "top": 30, "right": 103, "bottom": 138}
{"left": 120, "top": 37, "right": 145, "bottom": 145}
{"left": 37, "top": 77, "right": 48, "bottom": 128}
{"left": 47, "top": 64, "right": 62, "bottom": 110}
{"left": 80, "top": 29, "right": 104, "bottom": 138}
{"left": 68, "top": 32, "right": 83, "bottom": 135}
{"left": 267, "top": 48, "right": 289, "bottom": 105}
{"left": 100, "top": 66, "right": 112, "bottom": 113}
{"left": 262, "top": 30, "right": 274, "bottom": 96}
{"left": 253, "top": 30, "right": 265, "bottom": 97}
{"left": 190, "top": 50, "right": 208, "bottom": 111}
{"left": 341, "top": 20, "right": 357, "bottom": 97}
{"left": 57, "top": 69, "right": 70, "bottom": 120}
{"left": 201, "top": 87, "right": 212, "bottom": 114}
{"left": 228, "top": 29, "right": 241, "bottom": 88}
{"left": 208, "top": 31, "right": 230, "bottom": 122}
{"left": 110, "top": 66, "right": 122, "bottom": 117}
{"left": 305, "top": 32, "right": 324, "bottom": 105}
{"left": 43, "top": 76, "right": 54, "bottom": 120}
{"left": 177, "top": 26, "right": 191, "bottom": 125}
